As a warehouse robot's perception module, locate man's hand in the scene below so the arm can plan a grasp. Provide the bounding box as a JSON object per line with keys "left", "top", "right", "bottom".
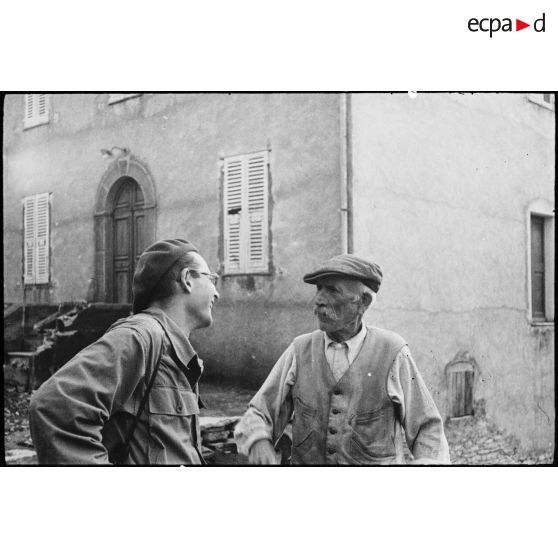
{"left": 248, "top": 439, "right": 278, "bottom": 465}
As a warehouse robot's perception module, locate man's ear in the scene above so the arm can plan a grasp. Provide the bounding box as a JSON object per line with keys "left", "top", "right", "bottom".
{"left": 361, "top": 291, "right": 373, "bottom": 310}
{"left": 179, "top": 268, "right": 193, "bottom": 294}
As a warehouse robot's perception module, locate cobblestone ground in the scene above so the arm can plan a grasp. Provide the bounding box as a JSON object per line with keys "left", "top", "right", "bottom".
{"left": 445, "top": 413, "right": 554, "bottom": 465}
{"left": 4, "top": 384, "right": 555, "bottom": 465}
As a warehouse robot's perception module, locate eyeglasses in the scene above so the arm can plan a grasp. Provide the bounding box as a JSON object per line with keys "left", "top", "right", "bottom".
{"left": 188, "top": 269, "right": 219, "bottom": 286}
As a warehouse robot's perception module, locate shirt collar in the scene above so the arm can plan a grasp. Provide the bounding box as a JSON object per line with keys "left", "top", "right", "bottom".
{"left": 324, "top": 323, "right": 368, "bottom": 362}
{"left": 142, "top": 307, "right": 197, "bottom": 369}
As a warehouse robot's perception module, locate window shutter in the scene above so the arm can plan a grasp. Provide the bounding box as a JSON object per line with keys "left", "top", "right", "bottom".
{"left": 25, "top": 94, "right": 35, "bottom": 123}
{"left": 23, "top": 193, "right": 50, "bottom": 284}
{"left": 246, "top": 152, "right": 268, "bottom": 271}
{"left": 223, "top": 151, "right": 269, "bottom": 274}
{"left": 24, "top": 94, "right": 49, "bottom": 127}
{"left": 530, "top": 215, "right": 546, "bottom": 320}
{"left": 37, "top": 94, "right": 48, "bottom": 119}
{"left": 35, "top": 193, "right": 50, "bottom": 283}
{"left": 23, "top": 196, "right": 36, "bottom": 284}
{"left": 224, "top": 157, "right": 243, "bottom": 273}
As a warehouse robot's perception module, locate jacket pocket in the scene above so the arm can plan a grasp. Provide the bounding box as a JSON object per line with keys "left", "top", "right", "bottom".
{"left": 350, "top": 405, "right": 395, "bottom": 459}
{"left": 149, "top": 386, "right": 199, "bottom": 416}
{"left": 292, "top": 396, "right": 317, "bottom": 457}
{"left": 294, "top": 396, "right": 317, "bottom": 418}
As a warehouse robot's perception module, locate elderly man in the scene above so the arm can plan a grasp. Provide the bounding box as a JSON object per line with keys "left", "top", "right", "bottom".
{"left": 30, "top": 239, "right": 219, "bottom": 465}
{"left": 235, "top": 254, "right": 450, "bottom": 465}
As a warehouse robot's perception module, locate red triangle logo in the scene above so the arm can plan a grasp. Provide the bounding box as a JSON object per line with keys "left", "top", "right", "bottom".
{"left": 516, "top": 19, "right": 530, "bottom": 31}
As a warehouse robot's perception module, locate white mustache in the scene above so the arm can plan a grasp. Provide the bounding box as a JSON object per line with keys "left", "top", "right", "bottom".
{"left": 314, "top": 306, "right": 337, "bottom": 320}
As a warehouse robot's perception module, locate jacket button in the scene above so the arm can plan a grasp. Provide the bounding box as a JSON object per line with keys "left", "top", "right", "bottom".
{"left": 332, "top": 409, "right": 340, "bottom": 414}
{"left": 329, "top": 427, "right": 337, "bottom": 435}
{"left": 333, "top": 388, "right": 341, "bottom": 395}
{"left": 327, "top": 447, "right": 336, "bottom": 454}
{"left": 176, "top": 404, "right": 183, "bottom": 412}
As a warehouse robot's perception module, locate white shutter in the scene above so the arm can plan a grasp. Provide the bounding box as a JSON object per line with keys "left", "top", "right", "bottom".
{"left": 25, "top": 94, "right": 35, "bottom": 123}
{"left": 23, "top": 193, "right": 50, "bottom": 284}
{"left": 23, "top": 196, "right": 36, "bottom": 284}
{"left": 35, "top": 193, "right": 50, "bottom": 283}
{"left": 223, "top": 151, "right": 269, "bottom": 274}
{"left": 24, "top": 94, "right": 49, "bottom": 127}
{"left": 246, "top": 152, "right": 268, "bottom": 271}
{"left": 37, "top": 94, "right": 48, "bottom": 119}
{"left": 224, "top": 157, "right": 244, "bottom": 273}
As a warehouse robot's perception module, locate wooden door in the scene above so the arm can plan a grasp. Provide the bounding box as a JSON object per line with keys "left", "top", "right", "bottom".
{"left": 112, "top": 179, "right": 146, "bottom": 303}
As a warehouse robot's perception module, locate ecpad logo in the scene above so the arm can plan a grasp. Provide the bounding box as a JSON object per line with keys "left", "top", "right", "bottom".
{"left": 468, "top": 13, "right": 546, "bottom": 37}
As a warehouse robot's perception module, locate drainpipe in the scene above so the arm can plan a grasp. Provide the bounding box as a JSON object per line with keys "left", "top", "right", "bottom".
{"left": 21, "top": 202, "right": 27, "bottom": 350}
{"left": 339, "top": 93, "right": 354, "bottom": 254}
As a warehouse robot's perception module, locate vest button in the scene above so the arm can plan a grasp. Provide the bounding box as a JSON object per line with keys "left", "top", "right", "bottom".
{"left": 332, "top": 409, "right": 340, "bottom": 414}
{"left": 327, "top": 447, "right": 336, "bottom": 454}
{"left": 333, "top": 388, "right": 341, "bottom": 395}
{"left": 329, "top": 427, "right": 337, "bottom": 435}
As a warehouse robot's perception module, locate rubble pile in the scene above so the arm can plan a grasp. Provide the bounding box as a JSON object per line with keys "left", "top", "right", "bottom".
{"left": 199, "top": 416, "right": 245, "bottom": 464}
{"left": 445, "top": 414, "right": 554, "bottom": 465}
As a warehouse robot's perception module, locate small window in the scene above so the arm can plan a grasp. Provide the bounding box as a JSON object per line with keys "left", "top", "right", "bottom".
{"left": 528, "top": 93, "right": 555, "bottom": 111}
{"left": 223, "top": 151, "right": 270, "bottom": 274}
{"left": 447, "top": 362, "right": 474, "bottom": 418}
{"left": 23, "top": 193, "right": 51, "bottom": 285}
{"left": 24, "top": 94, "right": 49, "bottom": 129}
{"left": 528, "top": 208, "right": 554, "bottom": 323}
{"left": 108, "top": 93, "right": 142, "bottom": 104}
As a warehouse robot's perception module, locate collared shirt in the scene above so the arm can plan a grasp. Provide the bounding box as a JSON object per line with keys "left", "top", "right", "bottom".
{"left": 29, "top": 307, "right": 204, "bottom": 465}
{"left": 324, "top": 324, "right": 368, "bottom": 381}
{"left": 235, "top": 327, "right": 450, "bottom": 464}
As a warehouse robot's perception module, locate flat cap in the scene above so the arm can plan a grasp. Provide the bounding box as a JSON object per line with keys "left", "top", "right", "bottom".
{"left": 303, "top": 254, "right": 383, "bottom": 293}
{"left": 132, "top": 239, "right": 198, "bottom": 314}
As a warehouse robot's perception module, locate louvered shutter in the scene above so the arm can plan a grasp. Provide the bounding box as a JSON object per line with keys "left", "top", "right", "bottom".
{"left": 24, "top": 94, "right": 49, "bottom": 127}
{"left": 23, "top": 196, "right": 36, "bottom": 284}
{"left": 223, "top": 151, "right": 269, "bottom": 273}
{"left": 246, "top": 152, "right": 268, "bottom": 271}
{"left": 224, "top": 157, "right": 243, "bottom": 273}
{"left": 37, "top": 94, "right": 48, "bottom": 120}
{"left": 35, "top": 193, "right": 50, "bottom": 283}
{"left": 25, "top": 94, "right": 35, "bottom": 124}
{"left": 23, "top": 193, "right": 50, "bottom": 284}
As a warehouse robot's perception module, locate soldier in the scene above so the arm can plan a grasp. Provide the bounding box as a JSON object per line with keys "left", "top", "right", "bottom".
{"left": 30, "top": 239, "right": 219, "bottom": 464}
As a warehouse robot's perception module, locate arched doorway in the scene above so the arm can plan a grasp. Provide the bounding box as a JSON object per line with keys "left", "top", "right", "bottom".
{"left": 94, "top": 156, "right": 157, "bottom": 303}
{"left": 112, "top": 178, "right": 146, "bottom": 303}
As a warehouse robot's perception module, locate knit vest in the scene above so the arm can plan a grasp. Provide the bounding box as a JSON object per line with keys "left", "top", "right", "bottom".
{"left": 291, "top": 326, "right": 406, "bottom": 465}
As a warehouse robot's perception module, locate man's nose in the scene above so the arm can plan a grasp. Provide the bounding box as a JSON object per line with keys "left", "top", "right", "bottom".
{"left": 214, "top": 289, "right": 220, "bottom": 300}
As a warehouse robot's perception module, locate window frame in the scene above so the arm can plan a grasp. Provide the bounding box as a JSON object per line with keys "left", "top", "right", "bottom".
{"left": 526, "top": 200, "right": 554, "bottom": 325}
{"left": 222, "top": 150, "right": 271, "bottom": 275}
{"left": 23, "top": 94, "right": 50, "bottom": 129}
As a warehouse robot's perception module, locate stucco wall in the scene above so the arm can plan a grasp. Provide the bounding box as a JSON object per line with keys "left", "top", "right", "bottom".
{"left": 3, "top": 93, "right": 343, "bottom": 385}
{"left": 351, "top": 93, "right": 555, "bottom": 451}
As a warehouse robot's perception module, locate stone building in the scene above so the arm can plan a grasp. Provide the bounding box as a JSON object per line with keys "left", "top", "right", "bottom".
{"left": 3, "top": 93, "right": 555, "bottom": 452}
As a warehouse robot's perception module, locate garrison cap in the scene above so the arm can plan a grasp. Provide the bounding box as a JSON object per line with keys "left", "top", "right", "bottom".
{"left": 132, "top": 239, "right": 198, "bottom": 314}
{"left": 303, "top": 254, "right": 383, "bottom": 293}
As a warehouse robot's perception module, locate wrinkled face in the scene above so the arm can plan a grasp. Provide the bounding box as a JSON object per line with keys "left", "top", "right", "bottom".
{"left": 312, "top": 275, "right": 365, "bottom": 334}
{"left": 186, "top": 252, "right": 220, "bottom": 329}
